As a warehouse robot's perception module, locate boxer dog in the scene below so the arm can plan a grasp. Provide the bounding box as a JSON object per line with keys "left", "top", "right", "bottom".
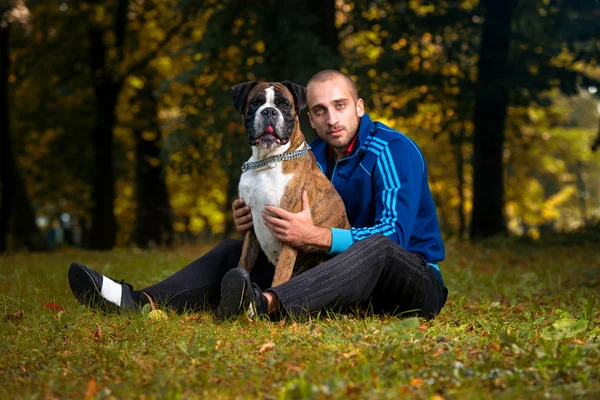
{"left": 231, "top": 80, "right": 350, "bottom": 286}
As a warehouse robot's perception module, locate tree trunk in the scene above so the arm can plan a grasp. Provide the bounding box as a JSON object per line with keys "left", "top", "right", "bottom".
{"left": 308, "top": 0, "right": 340, "bottom": 60}
{"left": 575, "top": 160, "right": 588, "bottom": 226}
{"left": 89, "top": 80, "right": 119, "bottom": 249}
{"left": 87, "top": 0, "right": 129, "bottom": 249}
{"left": 11, "top": 167, "right": 46, "bottom": 250}
{"left": 452, "top": 124, "right": 466, "bottom": 239}
{"left": 592, "top": 116, "right": 599, "bottom": 152}
{"left": 1, "top": 20, "right": 45, "bottom": 251}
{"left": 470, "top": 0, "right": 518, "bottom": 239}
{"left": 132, "top": 83, "right": 174, "bottom": 248}
{"left": 0, "top": 20, "right": 12, "bottom": 251}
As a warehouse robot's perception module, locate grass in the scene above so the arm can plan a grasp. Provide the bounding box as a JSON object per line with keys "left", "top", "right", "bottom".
{"left": 1, "top": 239, "right": 599, "bottom": 399}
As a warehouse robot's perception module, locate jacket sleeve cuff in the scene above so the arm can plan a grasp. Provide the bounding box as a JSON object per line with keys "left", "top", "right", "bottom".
{"left": 327, "top": 228, "right": 354, "bottom": 255}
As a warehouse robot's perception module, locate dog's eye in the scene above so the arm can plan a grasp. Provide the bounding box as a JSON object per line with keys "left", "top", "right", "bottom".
{"left": 251, "top": 100, "right": 260, "bottom": 107}
{"left": 278, "top": 101, "right": 289, "bottom": 110}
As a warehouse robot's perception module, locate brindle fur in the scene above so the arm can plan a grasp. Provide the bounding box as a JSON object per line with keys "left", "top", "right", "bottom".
{"left": 233, "top": 81, "right": 350, "bottom": 287}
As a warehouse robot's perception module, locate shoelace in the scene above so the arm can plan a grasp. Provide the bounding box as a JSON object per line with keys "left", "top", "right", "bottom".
{"left": 108, "top": 277, "right": 133, "bottom": 290}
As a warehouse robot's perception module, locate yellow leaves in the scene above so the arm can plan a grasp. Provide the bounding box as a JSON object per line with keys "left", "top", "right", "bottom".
{"left": 409, "top": 0, "right": 435, "bottom": 16}
{"left": 189, "top": 216, "right": 206, "bottom": 233}
{"left": 92, "top": 5, "right": 106, "bottom": 23}
{"left": 459, "top": 0, "right": 479, "bottom": 12}
{"left": 541, "top": 185, "right": 576, "bottom": 220}
{"left": 141, "top": 131, "right": 157, "bottom": 142}
{"left": 422, "top": 32, "right": 433, "bottom": 44}
{"left": 129, "top": 76, "right": 145, "bottom": 90}
{"left": 348, "top": 31, "right": 384, "bottom": 62}
{"left": 392, "top": 38, "right": 407, "bottom": 51}
{"left": 528, "top": 64, "right": 540, "bottom": 75}
{"left": 253, "top": 40, "right": 265, "bottom": 54}
{"left": 442, "top": 63, "right": 460, "bottom": 76}
{"left": 152, "top": 57, "right": 173, "bottom": 75}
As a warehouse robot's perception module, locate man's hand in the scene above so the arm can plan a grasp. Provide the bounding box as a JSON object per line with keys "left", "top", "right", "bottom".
{"left": 263, "top": 191, "right": 332, "bottom": 251}
{"left": 232, "top": 198, "right": 253, "bottom": 236}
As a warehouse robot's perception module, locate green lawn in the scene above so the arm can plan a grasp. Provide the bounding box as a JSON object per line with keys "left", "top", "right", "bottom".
{"left": 1, "top": 240, "right": 599, "bottom": 399}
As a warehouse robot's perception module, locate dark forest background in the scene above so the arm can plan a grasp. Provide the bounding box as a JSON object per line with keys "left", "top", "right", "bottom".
{"left": 1, "top": 0, "right": 599, "bottom": 251}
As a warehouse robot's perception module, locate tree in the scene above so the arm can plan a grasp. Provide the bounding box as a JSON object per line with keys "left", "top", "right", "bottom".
{"left": 0, "top": 5, "right": 14, "bottom": 251}
{"left": 1, "top": 1, "right": 45, "bottom": 251}
{"left": 131, "top": 79, "right": 174, "bottom": 248}
{"left": 470, "top": 0, "right": 518, "bottom": 239}
{"left": 83, "top": 0, "right": 195, "bottom": 249}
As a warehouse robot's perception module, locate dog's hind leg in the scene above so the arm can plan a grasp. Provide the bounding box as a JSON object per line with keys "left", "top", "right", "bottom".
{"left": 271, "top": 244, "right": 298, "bottom": 286}
{"left": 238, "top": 230, "right": 261, "bottom": 273}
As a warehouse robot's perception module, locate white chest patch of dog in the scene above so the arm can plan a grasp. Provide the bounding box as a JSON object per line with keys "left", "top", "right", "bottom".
{"left": 239, "top": 163, "right": 293, "bottom": 265}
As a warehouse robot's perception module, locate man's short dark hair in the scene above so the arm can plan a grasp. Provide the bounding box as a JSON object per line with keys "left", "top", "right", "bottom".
{"left": 307, "top": 70, "right": 359, "bottom": 101}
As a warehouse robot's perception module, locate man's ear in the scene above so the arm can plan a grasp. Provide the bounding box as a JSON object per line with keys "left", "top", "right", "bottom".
{"left": 230, "top": 81, "right": 259, "bottom": 113}
{"left": 281, "top": 80, "right": 307, "bottom": 113}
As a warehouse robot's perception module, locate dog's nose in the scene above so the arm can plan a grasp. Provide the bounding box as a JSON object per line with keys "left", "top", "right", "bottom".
{"left": 261, "top": 107, "right": 278, "bottom": 118}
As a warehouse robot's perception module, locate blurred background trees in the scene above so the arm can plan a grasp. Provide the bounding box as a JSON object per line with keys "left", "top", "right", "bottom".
{"left": 1, "top": 0, "right": 598, "bottom": 251}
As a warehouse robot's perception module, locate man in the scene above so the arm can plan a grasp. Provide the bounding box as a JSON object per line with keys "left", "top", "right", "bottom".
{"left": 68, "top": 70, "right": 447, "bottom": 320}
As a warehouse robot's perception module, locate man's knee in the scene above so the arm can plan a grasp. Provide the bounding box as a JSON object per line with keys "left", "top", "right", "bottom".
{"left": 361, "top": 234, "right": 397, "bottom": 254}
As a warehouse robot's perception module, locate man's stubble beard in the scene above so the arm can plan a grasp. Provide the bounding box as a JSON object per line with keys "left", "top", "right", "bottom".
{"left": 325, "top": 112, "right": 360, "bottom": 150}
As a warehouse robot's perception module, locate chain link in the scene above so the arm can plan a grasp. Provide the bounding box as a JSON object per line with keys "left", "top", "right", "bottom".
{"left": 241, "top": 144, "right": 311, "bottom": 172}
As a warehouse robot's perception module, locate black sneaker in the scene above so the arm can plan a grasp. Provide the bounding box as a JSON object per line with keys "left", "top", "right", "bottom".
{"left": 217, "top": 268, "right": 268, "bottom": 320}
{"left": 68, "top": 262, "right": 141, "bottom": 313}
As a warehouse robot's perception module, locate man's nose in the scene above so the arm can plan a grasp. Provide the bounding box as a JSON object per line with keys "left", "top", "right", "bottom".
{"left": 261, "top": 107, "right": 278, "bottom": 118}
{"left": 327, "top": 109, "right": 338, "bottom": 125}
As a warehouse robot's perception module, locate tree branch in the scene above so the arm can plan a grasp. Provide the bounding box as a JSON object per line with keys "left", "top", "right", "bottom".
{"left": 121, "top": 12, "right": 191, "bottom": 82}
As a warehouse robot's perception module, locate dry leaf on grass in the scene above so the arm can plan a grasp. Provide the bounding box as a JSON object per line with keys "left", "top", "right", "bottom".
{"left": 43, "top": 302, "right": 64, "bottom": 311}
{"left": 92, "top": 324, "right": 102, "bottom": 341}
{"left": 83, "top": 378, "right": 97, "bottom": 400}
{"left": 258, "top": 342, "right": 275, "bottom": 354}
{"left": 3, "top": 309, "right": 24, "bottom": 322}
{"left": 410, "top": 377, "right": 424, "bottom": 388}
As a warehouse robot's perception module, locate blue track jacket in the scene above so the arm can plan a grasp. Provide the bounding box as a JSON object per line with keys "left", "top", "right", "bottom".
{"left": 310, "top": 113, "right": 445, "bottom": 269}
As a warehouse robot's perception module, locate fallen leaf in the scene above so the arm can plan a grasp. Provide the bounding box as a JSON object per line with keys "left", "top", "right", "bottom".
{"left": 44, "top": 302, "right": 64, "bottom": 311}
{"left": 341, "top": 350, "right": 360, "bottom": 359}
{"left": 345, "top": 383, "right": 361, "bottom": 396}
{"left": 432, "top": 348, "right": 446, "bottom": 357}
{"left": 418, "top": 324, "right": 428, "bottom": 332}
{"left": 270, "top": 328, "right": 278, "bottom": 338}
{"left": 286, "top": 362, "right": 303, "bottom": 373}
{"left": 3, "top": 309, "right": 24, "bottom": 322}
{"left": 488, "top": 343, "right": 501, "bottom": 351}
{"left": 411, "top": 378, "right": 424, "bottom": 388}
{"left": 259, "top": 342, "right": 275, "bottom": 354}
{"left": 83, "top": 378, "right": 97, "bottom": 400}
{"left": 92, "top": 324, "right": 102, "bottom": 341}
{"left": 431, "top": 395, "right": 445, "bottom": 400}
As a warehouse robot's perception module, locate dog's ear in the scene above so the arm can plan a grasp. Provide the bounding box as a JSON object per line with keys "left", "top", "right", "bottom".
{"left": 230, "top": 81, "right": 259, "bottom": 113}
{"left": 282, "top": 81, "right": 307, "bottom": 113}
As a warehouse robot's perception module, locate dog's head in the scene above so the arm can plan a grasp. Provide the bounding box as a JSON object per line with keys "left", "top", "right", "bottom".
{"left": 230, "top": 81, "right": 307, "bottom": 149}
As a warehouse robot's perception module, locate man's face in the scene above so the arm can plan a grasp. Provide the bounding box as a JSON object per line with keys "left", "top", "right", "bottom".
{"left": 307, "top": 76, "right": 364, "bottom": 152}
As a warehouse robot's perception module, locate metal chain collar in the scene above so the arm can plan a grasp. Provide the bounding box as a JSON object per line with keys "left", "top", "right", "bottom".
{"left": 241, "top": 144, "right": 311, "bottom": 172}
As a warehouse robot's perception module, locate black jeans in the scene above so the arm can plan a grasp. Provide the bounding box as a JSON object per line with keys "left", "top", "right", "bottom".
{"left": 142, "top": 235, "right": 448, "bottom": 319}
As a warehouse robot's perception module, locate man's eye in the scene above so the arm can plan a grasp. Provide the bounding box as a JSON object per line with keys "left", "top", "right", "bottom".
{"left": 337, "top": 103, "right": 345, "bottom": 108}
{"left": 314, "top": 109, "right": 324, "bottom": 116}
